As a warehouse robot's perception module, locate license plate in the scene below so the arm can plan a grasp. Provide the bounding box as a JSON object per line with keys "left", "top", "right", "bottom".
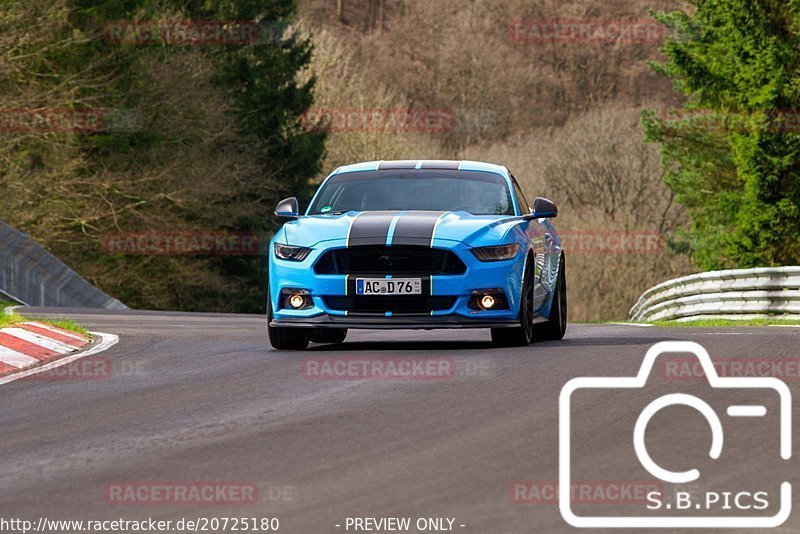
{"left": 356, "top": 278, "right": 422, "bottom": 296}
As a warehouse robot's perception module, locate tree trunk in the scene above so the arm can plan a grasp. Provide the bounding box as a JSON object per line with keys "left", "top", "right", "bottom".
{"left": 336, "top": 0, "right": 344, "bottom": 23}
{"left": 363, "top": 0, "right": 375, "bottom": 32}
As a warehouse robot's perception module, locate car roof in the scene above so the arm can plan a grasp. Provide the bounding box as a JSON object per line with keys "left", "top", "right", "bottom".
{"left": 331, "top": 160, "right": 510, "bottom": 178}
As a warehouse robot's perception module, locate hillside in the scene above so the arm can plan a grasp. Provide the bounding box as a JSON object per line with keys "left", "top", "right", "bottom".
{"left": 298, "top": 0, "right": 693, "bottom": 320}
{"left": 0, "top": 0, "right": 694, "bottom": 319}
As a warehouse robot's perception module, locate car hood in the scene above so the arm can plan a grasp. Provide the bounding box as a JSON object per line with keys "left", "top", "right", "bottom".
{"left": 279, "top": 211, "right": 522, "bottom": 248}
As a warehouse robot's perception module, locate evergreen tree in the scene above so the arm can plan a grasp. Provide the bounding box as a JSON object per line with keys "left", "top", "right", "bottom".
{"left": 644, "top": 0, "right": 800, "bottom": 269}
{"left": 182, "top": 0, "right": 326, "bottom": 311}
{"left": 0, "top": 0, "right": 324, "bottom": 312}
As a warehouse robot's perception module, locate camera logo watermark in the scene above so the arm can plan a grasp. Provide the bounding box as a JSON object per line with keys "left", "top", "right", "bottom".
{"left": 559, "top": 341, "right": 792, "bottom": 528}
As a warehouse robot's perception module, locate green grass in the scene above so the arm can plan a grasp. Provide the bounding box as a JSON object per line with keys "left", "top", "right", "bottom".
{"left": 34, "top": 317, "right": 90, "bottom": 337}
{"left": 650, "top": 318, "right": 800, "bottom": 328}
{"left": 0, "top": 301, "right": 18, "bottom": 326}
{"left": 0, "top": 302, "right": 90, "bottom": 337}
{"left": 563, "top": 319, "right": 800, "bottom": 328}
{"left": 0, "top": 309, "right": 23, "bottom": 329}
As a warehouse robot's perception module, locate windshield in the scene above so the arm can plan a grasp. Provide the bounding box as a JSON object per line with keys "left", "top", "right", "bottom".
{"left": 308, "top": 169, "right": 515, "bottom": 215}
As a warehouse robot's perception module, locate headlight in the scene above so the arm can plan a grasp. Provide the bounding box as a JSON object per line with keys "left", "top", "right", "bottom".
{"left": 274, "top": 243, "right": 312, "bottom": 261}
{"left": 470, "top": 244, "right": 519, "bottom": 262}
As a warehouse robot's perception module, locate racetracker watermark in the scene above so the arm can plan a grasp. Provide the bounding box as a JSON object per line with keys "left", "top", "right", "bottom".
{"left": 301, "top": 357, "right": 495, "bottom": 381}
{"left": 1, "top": 109, "right": 103, "bottom": 133}
{"left": 657, "top": 108, "right": 800, "bottom": 134}
{"left": 560, "top": 231, "right": 663, "bottom": 255}
{"left": 660, "top": 358, "right": 800, "bottom": 382}
{"left": 15, "top": 357, "right": 146, "bottom": 381}
{"left": 300, "top": 109, "right": 456, "bottom": 133}
{"left": 0, "top": 108, "right": 142, "bottom": 133}
{"left": 103, "top": 20, "right": 291, "bottom": 46}
{"left": 103, "top": 232, "right": 262, "bottom": 256}
{"left": 509, "top": 18, "right": 664, "bottom": 45}
{"left": 510, "top": 480, "right": 662, "bottom": 505}
{"left": 103, "top": 482, "right": 295, "bottom": 506}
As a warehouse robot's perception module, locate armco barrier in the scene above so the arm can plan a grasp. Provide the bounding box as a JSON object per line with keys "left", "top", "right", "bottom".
{"left": 0, "top": 219, "right": 126, "bottom": 309}
{"left": 629, "top": 267, "right": 800, "bottom": 322}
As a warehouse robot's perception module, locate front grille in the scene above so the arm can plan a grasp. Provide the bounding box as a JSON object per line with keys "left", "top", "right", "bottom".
{"left": 314, "top": 246, "right": 466, "bottom": 275}
{"left": 323, "top": 295, "right": 457, "bottom": 314}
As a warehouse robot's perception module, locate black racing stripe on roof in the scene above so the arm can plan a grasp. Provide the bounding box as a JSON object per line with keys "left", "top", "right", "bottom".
{"left": 378, "top": 161, "right": 418, "bottom": 170}
{"left": 419, "top": 161, "right": 460, "bottom": 170}
{"left": 390, "top": 211, "right": 443, "bottom": 247}
{"left": 348, "top": 211, "right": 399, "bottom": 247}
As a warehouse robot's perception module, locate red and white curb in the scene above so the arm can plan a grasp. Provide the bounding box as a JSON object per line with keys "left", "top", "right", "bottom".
{"left": 0, "top": 319, "right": 119, "bottom": 386}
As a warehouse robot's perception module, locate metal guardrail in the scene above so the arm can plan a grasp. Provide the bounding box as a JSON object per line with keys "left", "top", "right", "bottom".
{"left": 629, "top": 267, "right": 800, "bottom": 322}
{"left": 0, "top": 219, "right": 127, "bottom": 309}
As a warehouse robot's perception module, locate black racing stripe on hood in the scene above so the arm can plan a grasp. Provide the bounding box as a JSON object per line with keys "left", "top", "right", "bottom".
{"left": 390, "top": 211, "right": 443, "bottom": 247}
{"left": 347, "top": 211, "right": 399, "bottom": 247}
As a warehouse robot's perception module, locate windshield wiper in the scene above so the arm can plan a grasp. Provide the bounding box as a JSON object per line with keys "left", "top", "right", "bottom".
{"left": 321, "top": 210, "right": 358, "bottom": 215}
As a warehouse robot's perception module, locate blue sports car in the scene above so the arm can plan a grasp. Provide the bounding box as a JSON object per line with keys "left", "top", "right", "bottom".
{"left": 268, "top": 160, "right": 566, "bottom": 349}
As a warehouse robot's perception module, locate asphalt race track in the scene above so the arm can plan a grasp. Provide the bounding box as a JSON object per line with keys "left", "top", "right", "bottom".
{"left": 2, "top": 308, "right": 799, "bottom": 533}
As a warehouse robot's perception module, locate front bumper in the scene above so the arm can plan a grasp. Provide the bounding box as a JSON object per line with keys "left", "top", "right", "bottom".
{"left": 269, "top": 239, "right": 526, "bottom": 327}
{"left": 269, "top": 314, "right": 521, "bottom": 330}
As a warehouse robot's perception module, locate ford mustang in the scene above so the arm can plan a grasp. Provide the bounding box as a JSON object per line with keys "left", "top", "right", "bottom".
{"left": 268, "top": 160, "right": 566, "bottom": 349}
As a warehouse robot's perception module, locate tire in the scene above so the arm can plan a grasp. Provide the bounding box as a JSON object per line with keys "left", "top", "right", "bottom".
{"left": 267, "top": 291, "right": 310, "bottom": 350}
{"left": 532, "top": 253, "right": 567, "bottom": 342}
{"left": 310, "top": 328, "right": 348, "bottom": 344}
{"left": 491, "top": 256, "right": 534, "bottom": 347}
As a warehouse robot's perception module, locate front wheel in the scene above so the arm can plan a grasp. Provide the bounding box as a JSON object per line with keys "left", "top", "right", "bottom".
{"left": 532, "top": 253, "right": 567, "bottom": 342}
{"left": 491, "top": 257, "right": 534, "bottom": 347}
{"left": 267, "top": 291, "right": 310, "bottom": 350}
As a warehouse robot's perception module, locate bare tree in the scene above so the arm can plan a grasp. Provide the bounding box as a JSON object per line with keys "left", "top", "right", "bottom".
{"left": 336, "top": 0, "right": 344, "bottom": 23}
{"left": 363, "top": 0, "right": 375, "bottom": 32}
{"left": 363, "top": 0, "right": 386, "bottom": 32}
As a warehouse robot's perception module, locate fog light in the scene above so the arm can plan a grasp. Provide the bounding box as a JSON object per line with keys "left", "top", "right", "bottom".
{"left": 289, "top": 294, "right": 306, "bottom": 309}
{"left": 468, "top": 289, "right": 509, "bottom": 311}
{"left": 480, "top": 295, "right": 496, "bottom": 310}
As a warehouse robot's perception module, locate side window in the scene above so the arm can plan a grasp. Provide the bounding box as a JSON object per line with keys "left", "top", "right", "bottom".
{"left": 510, "top": 175, "right": 530, "bottom": 214}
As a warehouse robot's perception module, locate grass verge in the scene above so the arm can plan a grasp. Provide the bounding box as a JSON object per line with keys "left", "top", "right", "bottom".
{"left": 650, "top": 318, "right": 800, "bottom": 328}
{"left": 0, "top": 302, "right": 23, "bottom": 329}
{"left": 0, "top": 302, "right": 90, "bottom": 337}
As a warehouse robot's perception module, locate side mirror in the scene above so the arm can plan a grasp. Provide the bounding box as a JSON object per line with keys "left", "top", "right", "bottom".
{"left": 530, "top": 197, "right": 558, "bottom": 219}
{"left": 275, "top": 197, "right": 300, "bottom": 219}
